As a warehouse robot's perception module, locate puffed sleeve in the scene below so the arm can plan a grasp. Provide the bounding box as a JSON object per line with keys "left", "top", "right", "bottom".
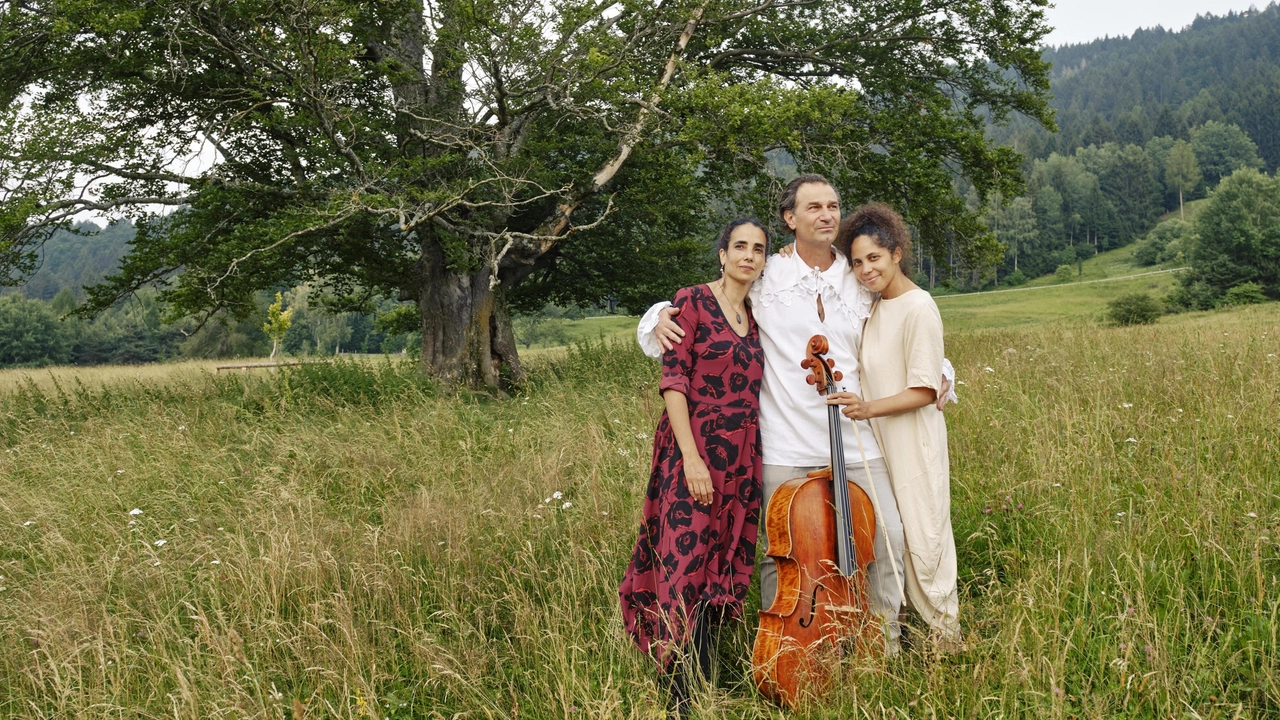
{"left": 903, "top": 297, "right": 945, "bottom": 394}
{"left": 658, "top": 288, "right": 699, "bottom": 397}
{"left": 636, "top": 300, "right": 673, "bottom": 360}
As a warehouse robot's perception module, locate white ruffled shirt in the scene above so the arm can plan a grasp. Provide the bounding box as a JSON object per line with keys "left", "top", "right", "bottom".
{"left": 639, "top": 249, "right": 956, "bottom": 467}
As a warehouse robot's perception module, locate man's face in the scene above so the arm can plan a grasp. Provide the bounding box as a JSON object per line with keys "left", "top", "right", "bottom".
{"left": 784, "top": 182, "right": 840, "bottom": 246}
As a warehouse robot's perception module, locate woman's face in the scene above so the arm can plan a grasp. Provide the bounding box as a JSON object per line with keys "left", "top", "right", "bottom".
{"left": 719, "top": 224, "right": 769, "bottom": 284}
{"left": 849, "top": 234, "right": 902, "bottom": 293}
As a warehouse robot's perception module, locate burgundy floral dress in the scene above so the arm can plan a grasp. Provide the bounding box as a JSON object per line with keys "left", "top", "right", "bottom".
{"left": 619, "top": 284, "right": 765, "bottom": 662}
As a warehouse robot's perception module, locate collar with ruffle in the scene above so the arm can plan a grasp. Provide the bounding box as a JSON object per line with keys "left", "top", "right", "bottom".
{"left": 751, "top": 248, "right": 874, "bottom": 323}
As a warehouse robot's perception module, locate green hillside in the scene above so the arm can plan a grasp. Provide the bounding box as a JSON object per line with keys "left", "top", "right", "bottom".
{"left": 936, "top": 206, "right": 1197, "bottom": 332}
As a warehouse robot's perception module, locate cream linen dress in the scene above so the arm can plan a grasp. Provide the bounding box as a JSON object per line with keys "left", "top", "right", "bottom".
{"left": 859, "top": 288, "right": 960, "bottom": 640}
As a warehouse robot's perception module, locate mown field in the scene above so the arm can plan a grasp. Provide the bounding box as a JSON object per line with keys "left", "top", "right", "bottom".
{"left": 1, "top": 298, "right": 1278, "bottom": 718}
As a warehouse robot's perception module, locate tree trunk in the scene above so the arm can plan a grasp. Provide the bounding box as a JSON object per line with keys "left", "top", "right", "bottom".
{"left": 1179, "top": 188, "right": 1184, "bottom": 220}
{"left": 420, "top": 239, "right": 524, "bottom": 391}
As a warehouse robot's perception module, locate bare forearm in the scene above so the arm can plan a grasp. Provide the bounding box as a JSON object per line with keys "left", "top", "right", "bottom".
{"left": 867, "top": 387, "right": 937, "bottom": 418}
{"left": 662, "top": 389, "right": 700, "bottom": 458}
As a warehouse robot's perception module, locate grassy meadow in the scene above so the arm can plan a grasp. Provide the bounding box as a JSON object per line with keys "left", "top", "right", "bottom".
{"left": 1, "top": 291, "right": 1279, "bottom": 718}
{"left": 934, "top": 241, "right": 1184, "bottom": 332}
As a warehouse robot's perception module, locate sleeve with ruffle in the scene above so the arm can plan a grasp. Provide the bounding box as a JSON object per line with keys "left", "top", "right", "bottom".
{"left": 941, "top": 358, "right": 958, "bottom": 404}
{"left": 636, "top": 301, "right": 673, "bottom": 360}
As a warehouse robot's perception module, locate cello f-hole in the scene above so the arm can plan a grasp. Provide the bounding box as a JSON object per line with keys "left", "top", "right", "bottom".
{"left": 798, "top": 583, "right": 826, "bottom": 628}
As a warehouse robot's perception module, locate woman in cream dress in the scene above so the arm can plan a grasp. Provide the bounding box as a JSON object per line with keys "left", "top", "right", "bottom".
{"left": 825, "top": 202, "right": 961, "bottom": 646}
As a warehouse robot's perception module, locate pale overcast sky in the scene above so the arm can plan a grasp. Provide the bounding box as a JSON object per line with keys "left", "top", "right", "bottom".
{"left": 1044, "top": 0, "right": 1265, "bottom": 46}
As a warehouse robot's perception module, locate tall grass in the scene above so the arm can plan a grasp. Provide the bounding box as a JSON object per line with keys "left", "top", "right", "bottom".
{"left": 1, "top": 312, "right": 1277, "bottom": 718}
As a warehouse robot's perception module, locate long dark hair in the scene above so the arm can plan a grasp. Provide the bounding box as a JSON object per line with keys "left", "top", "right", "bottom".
{"left": 836, "top": 202, "right": 912, "bottom": 271}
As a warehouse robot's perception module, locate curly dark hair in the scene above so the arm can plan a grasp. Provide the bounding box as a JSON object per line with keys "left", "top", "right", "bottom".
{"left": 777, "top": 173, "right": 839, "bottom": 233}
{"left": 836, "top": 202, "right": 912, "bottom": 271}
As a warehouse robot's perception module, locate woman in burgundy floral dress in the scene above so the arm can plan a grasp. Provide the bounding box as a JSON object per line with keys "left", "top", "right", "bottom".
{"left": 619, "top": 218, "right": 768, "bottom": 714}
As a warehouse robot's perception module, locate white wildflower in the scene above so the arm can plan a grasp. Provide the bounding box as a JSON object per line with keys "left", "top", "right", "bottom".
{"left": 152, "top": 561, "right": 160, "bottom": 567}
{"left": 177, "top": 425, "right": 186, "bottom": 431}
{"left": 437, "top": 541, "right": 445, "bottom": 546}
{"left": 210, "top": 560, "right": 221, "bottom": 565}
{"left": 532, "top": 514, "right": 543, "bottom": 519}
{"left": 636, "top": 432, "right": 648, "bottom": 439}
{"left": 984, "top": 367, "right": 994, "bottom": 373}
{"left": 129, "top": 508, "right": 143, "bottom": 516}
{"left": 562, "top": 501, "right": 572, "bottom": 510}
{"left": 617, "top": 448, "right": 628, "bottom": 456}
{"left": 22, "top": 521, "right": 33, "bottom": 527}
{"left": 612, "top": 419, "right": 621, "bottom": 424}
{"left": 1125, "top": 438, "right": 1137, "bottom": 443}
{"left": 1116, "top": 512, "right": 1126, "bottom": 517}
{"left": 543, "top": 497, "right": 551, "bottom": 504}
{"left": 552, "top": 491, "right": 563, "bottom": 500}
{"left": 1247, "top": 512, "right": 1258, "bottom": 518}
{"left": 153, "top": 539, "right": 167, "bottom": 547}
{"left": 1121, "top": 403, "right": 1133, "bottom": 408}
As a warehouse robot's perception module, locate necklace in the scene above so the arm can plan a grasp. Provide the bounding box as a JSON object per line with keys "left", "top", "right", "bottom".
{"left": 717, "top": 279, "right": 745, "bottom": 324}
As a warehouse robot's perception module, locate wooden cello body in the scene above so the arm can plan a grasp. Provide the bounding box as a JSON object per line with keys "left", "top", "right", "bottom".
{"left": 752, "top": 336, "right": 881, "bottom": 707}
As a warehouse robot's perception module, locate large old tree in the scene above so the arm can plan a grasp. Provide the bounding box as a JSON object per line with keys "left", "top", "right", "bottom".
{"left": 0, "top": 0, "right": 1052, "bottom": 388}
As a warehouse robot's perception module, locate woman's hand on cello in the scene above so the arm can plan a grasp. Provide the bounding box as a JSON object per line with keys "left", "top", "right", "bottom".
{"left": 827, "top": 391, "right": 873, "bottom": 421}
{"left": 682, "top": 456, "right": 714, "bottom": 506}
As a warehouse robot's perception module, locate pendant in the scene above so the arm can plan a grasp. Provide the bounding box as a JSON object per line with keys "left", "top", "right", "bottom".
{"left": 736, "top": 312, "right": 743, "bottom": 324}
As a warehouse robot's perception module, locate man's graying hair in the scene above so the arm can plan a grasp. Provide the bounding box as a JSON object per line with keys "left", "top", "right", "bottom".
{"left": 777, "top": 173, "right": 840, "bottom": 233}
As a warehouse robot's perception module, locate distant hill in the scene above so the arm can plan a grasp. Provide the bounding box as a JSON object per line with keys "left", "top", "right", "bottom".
{"left": 994, "top": 5, "right": 1280, "bottom": 168}
{"left": 9, "top": 220, "right": 134, "bottom": 300}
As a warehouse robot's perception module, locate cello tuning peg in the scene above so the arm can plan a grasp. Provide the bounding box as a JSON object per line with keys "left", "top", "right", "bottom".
{"left": 833, "top": 371, "right": 843, "bottom": 381}
{"left": 805, "top": 374, "right": 816, "bottom": 385}
{"left": 826, "top": 358, "right": 835, "bottom": 368}
{"left": 799, "top": 359, "right": 810, "bottom": 370}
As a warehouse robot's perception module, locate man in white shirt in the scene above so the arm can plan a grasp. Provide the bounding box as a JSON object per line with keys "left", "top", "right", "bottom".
{"left": 637, "top": 174, "right": 954, "bottom": 649}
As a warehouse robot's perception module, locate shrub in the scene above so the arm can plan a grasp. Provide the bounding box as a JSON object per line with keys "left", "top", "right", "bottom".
{"left": 1167, "top": 278, "right": 1217, "bottom": 312}
{"left": 1107, "top": 292, "right": 1162, "bottom": 326}
{"left": 1054, "top": 265, "right": 1074, "bottom": 283}
{"left": 1005, "top": 269, "right": 1028, "bottom": 286}
{"left": 1133, "top": 238, "right": 1162, "bottom": 266}
{"left": 1223, "top": 282, "right": 1268, "bottom": 306}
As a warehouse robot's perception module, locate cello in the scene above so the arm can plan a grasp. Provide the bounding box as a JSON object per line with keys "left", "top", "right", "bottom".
{"left": 752, "top": 334, "right": 884, "bottom": 707}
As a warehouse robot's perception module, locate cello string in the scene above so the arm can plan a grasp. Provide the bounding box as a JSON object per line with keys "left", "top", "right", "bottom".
{"left": 825, "top": 366, "right": 854, "bottom": 576}
{"left": 830, "top": 401, "right": 854, "bottom": 575}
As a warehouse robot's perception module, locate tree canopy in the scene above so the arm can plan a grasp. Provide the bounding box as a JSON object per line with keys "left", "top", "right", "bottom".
{"left": 1, "top": 0, "right": 1054, "bottom": 388}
